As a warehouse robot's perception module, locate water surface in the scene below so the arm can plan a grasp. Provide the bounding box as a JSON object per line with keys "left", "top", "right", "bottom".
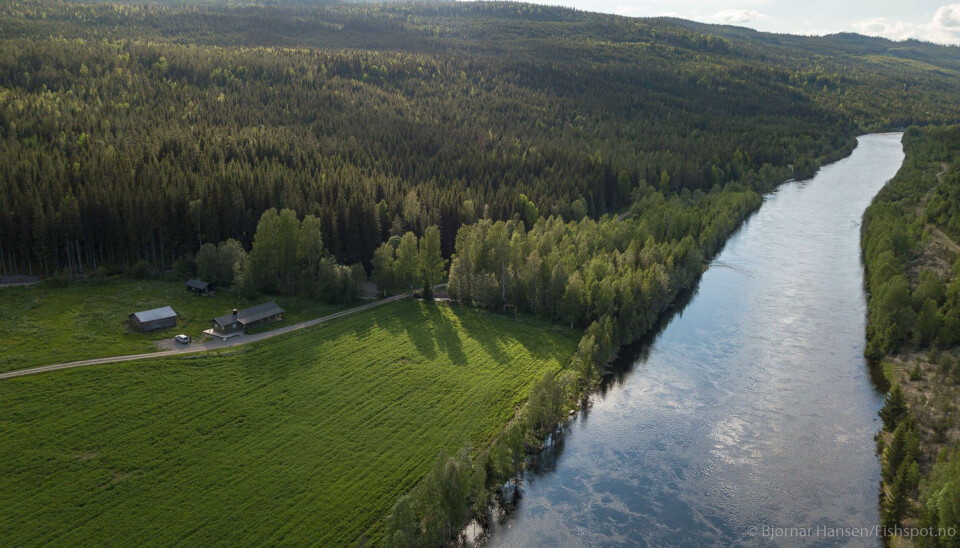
{"left": 488, "top": 133, "right": 906, "bottom": 547}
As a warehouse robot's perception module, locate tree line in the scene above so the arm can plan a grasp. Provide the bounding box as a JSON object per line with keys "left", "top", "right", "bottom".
{"left": 182, "top": 207, "right": 445, "bottom": 304}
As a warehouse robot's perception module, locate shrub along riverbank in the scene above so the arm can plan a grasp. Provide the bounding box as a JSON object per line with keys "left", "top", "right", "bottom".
{"left": 862, "top": 126, "right": 960, "bottom": 544}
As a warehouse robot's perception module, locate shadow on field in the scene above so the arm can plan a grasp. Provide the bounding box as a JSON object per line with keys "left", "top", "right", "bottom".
{"left": 427, "top": 307, "right": 468, "bottom": 365}
{"left": 364, "top": 301, "right": 561, "bottom": 367}
{"left": 444, "top": 304, "right": 553, "bottom": 365}
{"left": 369, "top": 302, "right": 471, "bottom": 364}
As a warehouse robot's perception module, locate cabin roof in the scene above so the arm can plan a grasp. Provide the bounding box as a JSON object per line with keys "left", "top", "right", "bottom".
{"left": 131, "top": 306, "right": 177, "bottom": 323}
{"left": 213, "top": 301, "right": 284, "bottom": 327}
{"left": 186, "top": 279, "right": 210, "bottom": 290}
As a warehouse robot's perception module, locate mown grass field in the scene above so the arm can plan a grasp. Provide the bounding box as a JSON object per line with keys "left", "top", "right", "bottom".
{"left": 0, "top": 300, "right": 577, "bottom": 545}
{"left": 0, "top": 278, "right": 348, "bottom": 372}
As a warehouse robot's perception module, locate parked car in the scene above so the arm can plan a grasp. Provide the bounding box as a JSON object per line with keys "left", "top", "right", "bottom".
{"left": 174, "top": 334, "right": 191, "bottom": 344}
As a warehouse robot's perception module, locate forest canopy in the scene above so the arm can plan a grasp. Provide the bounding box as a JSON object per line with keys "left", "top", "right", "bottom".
{"left": 3, "top": 1, "right": 960, "bottom": 277}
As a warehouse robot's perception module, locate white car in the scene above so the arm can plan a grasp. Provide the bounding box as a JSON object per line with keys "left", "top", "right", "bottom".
{"left": 174, "top": 334, "right": 191, "bottom": 344}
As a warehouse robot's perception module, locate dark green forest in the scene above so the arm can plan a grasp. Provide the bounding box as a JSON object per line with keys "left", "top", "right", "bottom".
{"left": 863, "top": 127, "right": 960, "bottom": 357}
{"left": 3, "top": 0, "right": 960, "bottom": 277}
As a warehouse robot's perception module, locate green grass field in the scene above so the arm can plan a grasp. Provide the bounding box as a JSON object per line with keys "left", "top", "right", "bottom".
{"left": 0, "top": 300, "right": 576, "bottom": 545}
{"left": 0, "top": 278, "right": 349, "bottom": 372}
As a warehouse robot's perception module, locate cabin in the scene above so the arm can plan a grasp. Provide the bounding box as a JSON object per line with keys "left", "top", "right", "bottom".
{"left": 211, "top": 301, "right": 284, "bottom": 336}
{"left": 186, "top": 279, "right": 212, "bottom": 295}
{"left": 129, "top": 306, "right": 178, "bottom": 332}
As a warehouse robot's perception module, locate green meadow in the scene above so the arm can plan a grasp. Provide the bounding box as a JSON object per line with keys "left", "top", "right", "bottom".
{"left": 0, "top": 300, "right": 577, "bottom": 545}
{"left": 0, "top": 278, "right": 347, "bottom": 372}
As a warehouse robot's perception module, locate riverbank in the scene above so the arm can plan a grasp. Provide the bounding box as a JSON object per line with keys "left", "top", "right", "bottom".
{"left": 376, "top": 134, "right": 885, "bottom": 546}
{"left": 481, "top": 133, "right": 903, "bottom": 546}
{"left": 863, "top": 126, "right": 960, "bottom": 545}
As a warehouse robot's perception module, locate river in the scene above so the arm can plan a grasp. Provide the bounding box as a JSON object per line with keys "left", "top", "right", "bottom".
{"left": 485, "top": 133, "right": 906, "bottom": 547}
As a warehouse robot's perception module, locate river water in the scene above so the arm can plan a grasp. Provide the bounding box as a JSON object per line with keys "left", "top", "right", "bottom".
{"left": 486, "top": 133, "right": 906, "bottom": 547}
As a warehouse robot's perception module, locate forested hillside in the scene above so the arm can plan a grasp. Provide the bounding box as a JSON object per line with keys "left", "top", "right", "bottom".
{"left": 862, "top": 126, "right": 960, "bottom": 543}
{"left": 2, "top": 0, "right": 960, "bottom": 276}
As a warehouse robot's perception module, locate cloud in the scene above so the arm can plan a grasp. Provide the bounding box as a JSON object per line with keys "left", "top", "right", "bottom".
{"left": 933, "top": 4, "right": 960, "bottom": 30}
{"left": 851, "top": 4, "right": 960, "bottom": 45}
{"left": 850, "top": 18, "right": 918, "bottom": 41}
{"left": 711, "top": 9, "right": 766, "bottom": 25}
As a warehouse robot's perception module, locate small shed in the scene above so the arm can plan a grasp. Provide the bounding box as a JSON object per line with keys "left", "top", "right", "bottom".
{"left": 130, "top": 306, "right": 178, "bottom": 332}
{"left": 186, "top": 279, "right": 212, "bottom": 295}
{"left": 211, "top": 301, "right": 284, "bottom": 336}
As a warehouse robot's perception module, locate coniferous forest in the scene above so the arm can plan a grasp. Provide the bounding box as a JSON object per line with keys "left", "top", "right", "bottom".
{"left": 3, "top": 0, "right": 960, "bottom": 278}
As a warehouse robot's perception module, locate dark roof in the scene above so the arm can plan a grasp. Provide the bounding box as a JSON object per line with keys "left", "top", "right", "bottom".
{"left": 213, "top": 301, "right": 284, "bottom": 327}
{"left": 131, "top": 306, "right": 177, "bottom": 323}
{"left": 186, "top": 279, "right": 210, "bottom": 290}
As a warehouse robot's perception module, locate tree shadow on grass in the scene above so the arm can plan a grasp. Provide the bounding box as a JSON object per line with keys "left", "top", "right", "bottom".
{"left": 450, "top": 303, "right": 576, "bottom": 366}
{"left": 507, "top": 319, "right": 578, "bottom": 364}
{"left": 443, "top": 305, "right": 518, "bottom": 366}
{"left": 365, "top": 301, "right": 475, "bottom": 366}
{"left": 367, "top": 302, "right": 438, "bottom": 362}
{"left": 426, "top": 305, "right": 467, "bottom": 366}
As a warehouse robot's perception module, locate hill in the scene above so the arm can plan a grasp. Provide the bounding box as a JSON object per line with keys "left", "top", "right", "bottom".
{"left": 2, "top": 1, "right": 959, "bottom": 275}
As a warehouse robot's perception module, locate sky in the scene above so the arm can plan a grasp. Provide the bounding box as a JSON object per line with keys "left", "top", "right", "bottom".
{"left": 507, "top": 1, "right": 960, "bottom": 45}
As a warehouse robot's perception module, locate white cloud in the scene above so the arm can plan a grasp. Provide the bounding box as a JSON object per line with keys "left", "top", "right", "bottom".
{"left": 711, "top": 9, "right": 766, "bottom": 25}
{"left": 850, "top": 17, "right": 918, "bottom": 41}
{"left": 851, "top": 4, "right": 960, "bottom": 45}
{"left": 933, "top": 3, "right": 960, "bottom": 30}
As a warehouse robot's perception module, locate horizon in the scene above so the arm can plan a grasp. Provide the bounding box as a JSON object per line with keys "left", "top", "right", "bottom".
{"left": 456, "top": 0, "right": 960, "bottom": 46}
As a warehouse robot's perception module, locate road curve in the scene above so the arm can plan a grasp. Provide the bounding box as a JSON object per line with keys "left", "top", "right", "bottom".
{"left": 0, "top": 287, "right": 442, "bottom": 381}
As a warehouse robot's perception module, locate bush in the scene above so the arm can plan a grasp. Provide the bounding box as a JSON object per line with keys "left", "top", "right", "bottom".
{"left": 909, "top": 362, "right": 923, "bottom": 381}
{"left": 39, "top": 271, "right": 71, "bottom": 288}
{"left": 131, "top": 260, "right": 152, "bottom": 280}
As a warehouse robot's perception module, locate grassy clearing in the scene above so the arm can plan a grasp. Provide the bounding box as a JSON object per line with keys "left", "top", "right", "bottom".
{"left": 0, "top": 300, "right": 577, "bottom": 546}
{"left": 859, "top": 54, "right": 960, "bottom": 76}
{"left": 0, "top": 278, "right": 348, "bottom": 372}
